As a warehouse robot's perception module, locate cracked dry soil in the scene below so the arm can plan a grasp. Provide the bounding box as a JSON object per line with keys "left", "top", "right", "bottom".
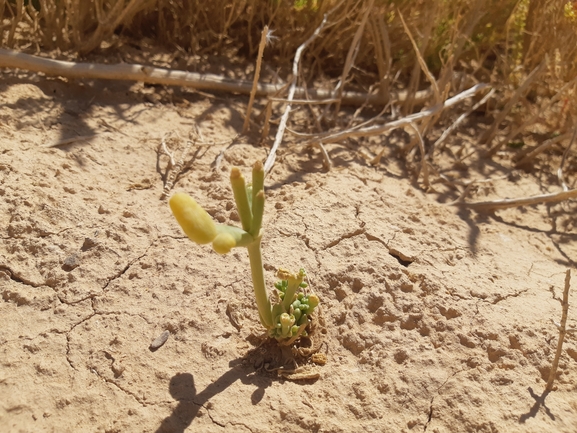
{"left": 1, "top": 73, "right": 577, "bottom": 433}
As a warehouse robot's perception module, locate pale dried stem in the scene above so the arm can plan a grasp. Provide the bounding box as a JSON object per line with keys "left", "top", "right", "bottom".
{"left": 446, "top": 175, "right": 508, "bottom": 203}
{"left": 369, "top": 17, "right": 387, "bottom": 99}
{"left": 314, "top": 142, "right": 332, "bottom": 171}
{"left": 546, "top": 269, "right": 572, "bottom": 392}
{"left": 260, "top": 102, "right": 273, "bottom": 143}
{"left": 42, "top": 134, "right": 100, "bottom": 148}
{"left": 457, "top": 188, "right": 577, "bottom": 211}
{"left": 434, "top": 88, "right": 495, "bottom": 151}
{"left": 7, "top": 0, "right": 23, "bottom": 48}
{"left": 515, "top": 132, "right": 573, "bottom": 167}
{"left": 397, "top": 11, "right": 443, "bottom": 157}
{"left": 0, "top": 48, "right": 430, "bottom": 106}
{"left": 263, "top": 14, "right": 329, "bottom": 175}
{"left": 408, "top": 122, "right": 429, "bottom": 188}
{"left": 243, "top": 25, "right": 269, "bottom": 134}
{"left": 375, "top": 14, "right": 392, "bottom": 99}
{"left": 400, "top": 7, "right": 436, "bottom": 115}
{"left": 268, "top": 97, "right": 340, "bottom": 105}
{"left": 157, "top": 128, "right": 238, "bottom": 199}
{"left": 299, "top": 83, "right": 489, "bottom": 146}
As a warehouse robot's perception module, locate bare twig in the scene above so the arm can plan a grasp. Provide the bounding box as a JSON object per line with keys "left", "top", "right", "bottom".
{"left": 263, "top": 14, "right": 329, "bottom": 175}
{"left": 442, "top": 174, "right": 508, "bottom": 202}
{"left": 243, "top": 25, "right": 269, "bottom": 134}
{"left": 407, "top": 122, "right": 429, "bottom": 188}
{"left": 0, "top": 48, "right": 432, "bottom": 107}
{"left": 159, "top": 132, "right": 195, "bottom": 199}
{"left": 260, "top": 101, "right": 273, "bottom": 143}
{"left": 267, "top": 97, "right": 340, "bottom": 105}
{"left": 42, "top": 134, "right": 100, "bottom": 148}
{"left": 314, "top": 142, "right": 332, "bottom": 171}
{"left": 434, "top": 88, "right": 496, "bottom": 151}
{"left": 158, "top": 128, "right": 239, "bottom": 198}
{"left": 456, "top": 188, "right": 577, "bottom": 211}
{"left": 515, "top": 132, "right": 573, "bottom": 167}
{"left": 369, "top": 16, "right": 388, "bottom": 100}
{"left": 299, "top": 83, "right": 490, "bottom": 146}
{"left": 546, "top": 269, "right": 572, "bottom": 391}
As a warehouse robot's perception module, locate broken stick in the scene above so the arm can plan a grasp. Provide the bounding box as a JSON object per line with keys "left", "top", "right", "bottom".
{"left": 546, "top": 269, "right": 572, "bottom": 391}
{"left": 263, "top": 14, "right": 329, "bottom": 175}
{"left": 0, "top": 48, "right": 432, "bottom": 107}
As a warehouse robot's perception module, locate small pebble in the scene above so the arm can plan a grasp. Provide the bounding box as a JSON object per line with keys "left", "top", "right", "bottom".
{"left": 62, "top": 254, "right": 80, "bottom": 272}
{"left": 149, "top": 330, "right": 170, "bottom": 352}
{"left": 81, "top": 237, "right": 98, "bottom": 251}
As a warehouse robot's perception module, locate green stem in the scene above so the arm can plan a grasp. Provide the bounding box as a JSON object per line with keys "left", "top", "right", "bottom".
{"left": 230, "top": 168, "right": 253, "bottom": 233}
{"left": 247, "top": 239, "right": 273, "bottom": 328}
{"left": 251, "top": 190, "right": 265, "bottom": 237}
{"left": 281, "top": 275, "right": 303, "bottom": 312}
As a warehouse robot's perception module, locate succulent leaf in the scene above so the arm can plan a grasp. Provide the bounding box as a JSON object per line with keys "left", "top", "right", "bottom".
{"left": 169, "top": 192, "right": 217, "bottom": 244}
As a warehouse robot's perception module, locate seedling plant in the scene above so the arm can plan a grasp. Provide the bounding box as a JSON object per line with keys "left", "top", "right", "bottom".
{"left": 169, "top": 161, "right": 319, "bottom": 344}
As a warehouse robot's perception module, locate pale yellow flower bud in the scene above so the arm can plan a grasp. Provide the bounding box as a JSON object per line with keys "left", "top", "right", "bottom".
{"left": 169, "top": 193, "right": 217, "bottom": 245}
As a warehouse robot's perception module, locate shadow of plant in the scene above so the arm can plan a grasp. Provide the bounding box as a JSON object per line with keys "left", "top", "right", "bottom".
{"left": 155, "top": 358, "right": 273, "bottom": 433}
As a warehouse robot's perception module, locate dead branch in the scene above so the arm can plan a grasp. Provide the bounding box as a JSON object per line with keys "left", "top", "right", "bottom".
{"left": 263, "top": 14, "right": 328, "bottom": 175}
{"left": 42, "top": 134, "right": 100, "bottom": 148}
{"left": 158, "top": 132, "right": 194, "bottom": 199}
{"left": 514, "top": 132, "right": 573, "bottom": 167}
{"left": 315, "top": 142, "right": 332, "bottom": 171}
{"left": 369, "top": 16, "right": 389, "bottom": 100}
{"left": 433, "top": 88, "right": 496, "bottom": 151}
{"left": 546, "top": 269, "right": 572, "bottom": 391}
{"left": 0, "top": 48, "right": 432, "bottom": 107}
{"left": 299, "top": 83, "right": 490, "bottom": 146}
{"left": 407, "top": 122, "right": 429, "bottom": 188}
{"left": 268, "top": 97, "right": 340, "bottom": 105}
{"left": 243, "top": 25, "right": 269, "bottom": 134}
{"left": 456, "top": 188, "right": 577, "bottom": 211}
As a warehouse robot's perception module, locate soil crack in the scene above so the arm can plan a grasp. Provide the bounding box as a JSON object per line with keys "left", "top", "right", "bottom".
{"left": 0, "top": 265, "right": 42, "bottom": 288}
{"left": 101, "top": 240, "right": 157, "bottom": 291}
{"left": 322, "top": 227, "right": 366, "bottom": 249}
{"left": 424, "top": 397, "right": 434, "bottom": 431}
{"left": 89, "top": 362, "right": 147, "bottom": 407}
{"left": 490, "top": 288, "right": 530, "bottom": 304}
{"left": 424, "top": 369, "right": 463, "bottom": 430}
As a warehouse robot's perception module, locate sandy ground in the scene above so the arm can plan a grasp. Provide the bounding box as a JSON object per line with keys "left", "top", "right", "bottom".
{"left": 1, "top": 67, "right": 576, "bottom": 433}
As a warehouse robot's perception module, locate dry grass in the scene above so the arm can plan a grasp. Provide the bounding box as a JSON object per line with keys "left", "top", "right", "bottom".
{"left": 1, "top": 0, "right": 577, "bottom": 194}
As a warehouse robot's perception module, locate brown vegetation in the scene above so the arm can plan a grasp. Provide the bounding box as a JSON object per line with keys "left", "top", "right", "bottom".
{"left": 2, "top": 1, "right": 576, "bottom": 172}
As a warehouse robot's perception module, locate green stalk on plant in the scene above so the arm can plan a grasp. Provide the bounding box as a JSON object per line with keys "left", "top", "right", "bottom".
{"left": 169, "top": 160, "right": 319, "bottom": 342}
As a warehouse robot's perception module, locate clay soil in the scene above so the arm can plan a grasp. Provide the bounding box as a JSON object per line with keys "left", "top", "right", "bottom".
{"left": 1, "top": 66, "right": 577, "bottom": 433}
